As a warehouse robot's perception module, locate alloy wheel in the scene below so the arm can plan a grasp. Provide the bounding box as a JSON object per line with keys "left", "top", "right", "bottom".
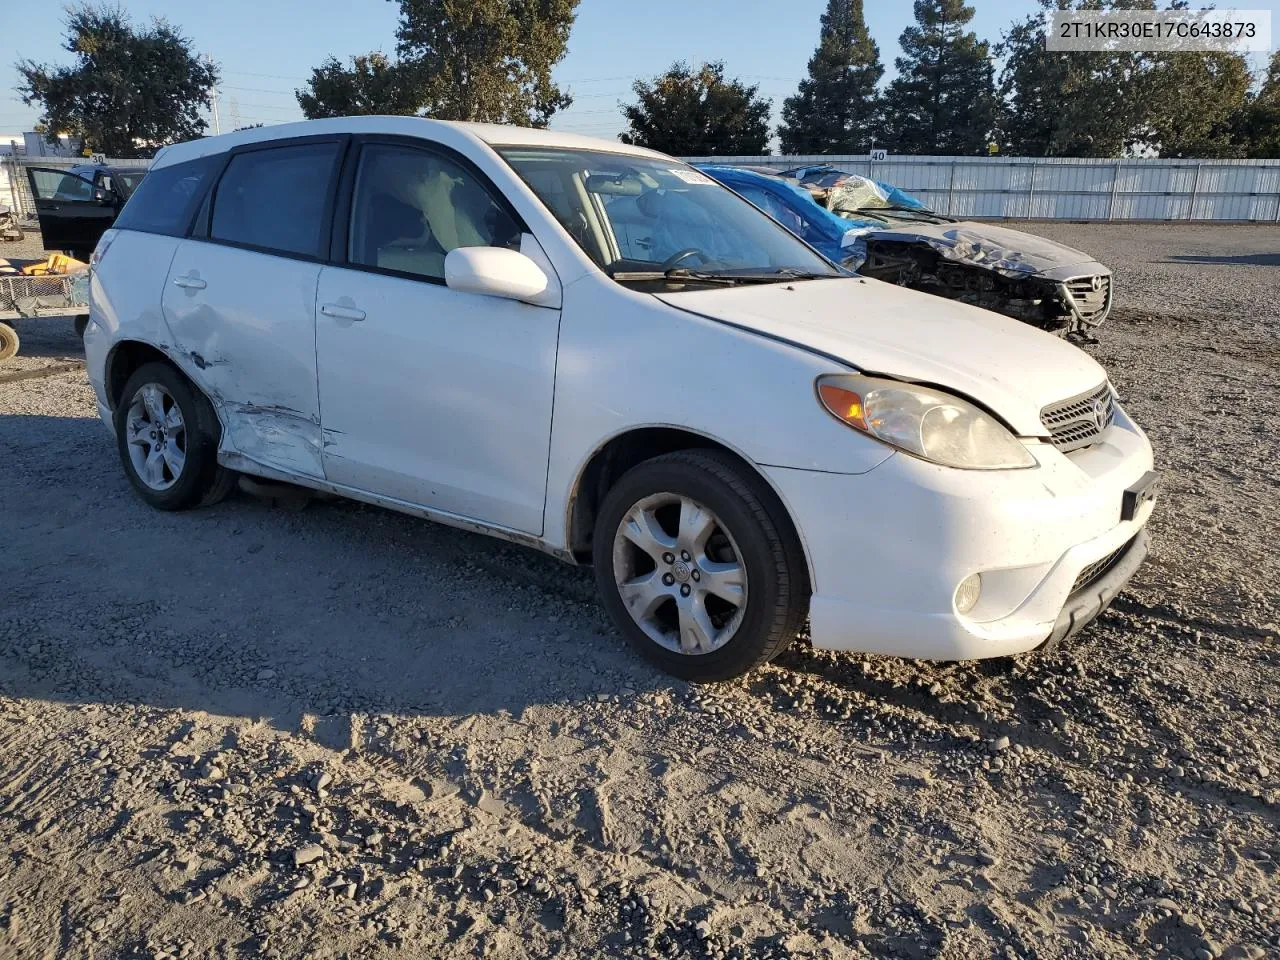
{"left": 611, "top": 493, "right": 748, "bottom": 655}
{"left": 125, "top": 382, "right": 187, "bottom": 491}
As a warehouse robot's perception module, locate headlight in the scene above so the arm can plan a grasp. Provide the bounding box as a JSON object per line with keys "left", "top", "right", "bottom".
{"left": 816, "top": 374, "right": 1036, "bottom": 470}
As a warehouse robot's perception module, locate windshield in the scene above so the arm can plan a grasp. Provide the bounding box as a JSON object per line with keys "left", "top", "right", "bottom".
{"left": 497, "top": 147, "right": 841, "bottom": 286}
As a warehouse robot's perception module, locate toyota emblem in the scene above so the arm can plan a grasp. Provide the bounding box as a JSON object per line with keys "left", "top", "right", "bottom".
{"left": 1091, "top": 398, "right": 1108, "bottom": 432}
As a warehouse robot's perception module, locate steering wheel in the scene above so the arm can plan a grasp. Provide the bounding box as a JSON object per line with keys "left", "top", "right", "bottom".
{"left": 661, "top": 247, "right": 709, "bottom": 270}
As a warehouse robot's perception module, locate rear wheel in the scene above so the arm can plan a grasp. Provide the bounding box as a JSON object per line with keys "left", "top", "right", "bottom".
{"left": 0, "top": 323, "right": 17, "bottom": 362}
{"left": 593, "top": 450, "right": 808, "bottom": 681}
{"left": 114, "top": 362, "right": 234, "bottom": 510}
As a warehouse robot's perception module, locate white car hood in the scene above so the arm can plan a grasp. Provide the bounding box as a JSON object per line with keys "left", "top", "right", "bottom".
{"left": 656, "top": 277, "right": 1108, "bottom": 437}
{"left": 868, "top": 220, "right": 1105, "bottom": 279}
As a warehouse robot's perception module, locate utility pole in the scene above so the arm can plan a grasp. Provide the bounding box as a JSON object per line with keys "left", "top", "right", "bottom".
{"left": 207, "top": 54, "right": 221, "bottom": 135}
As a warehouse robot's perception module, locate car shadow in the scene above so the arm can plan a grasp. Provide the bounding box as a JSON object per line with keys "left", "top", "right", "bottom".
{"left": 0, "top": 412, "right": 674, "bottom": 733}
{"left": 1168, "top": 253, "right": 1280, "bottom": 267}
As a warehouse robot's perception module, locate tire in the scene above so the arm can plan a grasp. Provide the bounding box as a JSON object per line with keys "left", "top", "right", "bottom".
{"left": 0, "top": 323, "right": 18, "bottom": 362}
{"left": 114, "top": 361, "right": 235, "bottom": 510}
{"left": 74, "top": 315, "right": 88, "bottom": 339}
{"left": 592, "top": 449, "right": 809, "bottom": 682}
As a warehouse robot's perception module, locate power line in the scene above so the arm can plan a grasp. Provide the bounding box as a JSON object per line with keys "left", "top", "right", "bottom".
{"left": 222, "top": 69, "right": 310, "bottom": 82}
{"left": 221, "top": 84, "right": 302, "bottom": 95}
{"left": 224, "top": 101, "right": 302, "bottom": 114}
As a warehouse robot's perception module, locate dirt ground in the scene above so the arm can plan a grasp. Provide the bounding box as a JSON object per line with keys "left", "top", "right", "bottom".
{"left": 1, "top": 223, "right": 1277, "bottom": 960}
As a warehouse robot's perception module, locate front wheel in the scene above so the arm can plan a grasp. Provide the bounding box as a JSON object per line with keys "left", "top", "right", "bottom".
{"left": 592, "top": 450, "right": 809, "bottom": 681}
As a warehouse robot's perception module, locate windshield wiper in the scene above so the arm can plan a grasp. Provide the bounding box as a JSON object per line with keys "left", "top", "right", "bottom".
{"left": 608, "top": 268, "right": 739, "bottom": 285}
{"left": 608, "top": 266, "right": 836, "bottom": 285}
{"left": 760, "top": 267, "right": 833, "bottom": 280}
{"left": 853, "top": 205, "right": 951, "bottom": 222}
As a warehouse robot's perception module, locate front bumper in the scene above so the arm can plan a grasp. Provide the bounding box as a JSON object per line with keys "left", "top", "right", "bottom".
{"left": 1043, "top": 528, "right": 1148, "bottom": 650}
{"left": 763, "top": 405, "right": 1155, "bottom": 660}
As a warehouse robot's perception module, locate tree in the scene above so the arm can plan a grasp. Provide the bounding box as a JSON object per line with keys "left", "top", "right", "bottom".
{"left": 297, "top": 52, "right": 419, "bottom": 119}
{"left": 1000, "top": 1, "right": 1263, "bottom": 158}
{"left": 1140, "top": 52, "right": 1252, "bottom": 158}
{"left": 1233, "top": 51, "right": 1280, "bottom": 158}
{"left": 880, "top": 0, "right": 997, "bottom": 155}
{"left": 16, "top": 4, "right": 217, "bottom": 158}
{"left": 391, "top": 0, "right": 579, "bottom": 126}
{"left": 998, "top": 3, "right": 1150, "bottom": 157}
{"left": 778, "top": 0, "right": 883, "bottom": 154}
{"left": 619, "top": 62, "right": 772, "bottom": 156}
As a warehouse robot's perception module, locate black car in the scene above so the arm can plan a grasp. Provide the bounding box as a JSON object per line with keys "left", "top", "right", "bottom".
{"left": 25, "top": 163, "right": 148, "bottom": 260}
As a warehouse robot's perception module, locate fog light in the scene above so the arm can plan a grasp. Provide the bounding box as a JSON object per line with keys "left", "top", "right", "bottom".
{"left": 954, "top": 574, "right": 982, "bottom": 614}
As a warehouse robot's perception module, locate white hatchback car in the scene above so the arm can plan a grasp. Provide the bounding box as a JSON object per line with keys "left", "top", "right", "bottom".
{"left": 84, "top": 118, "right": 1157, "bottom": 681}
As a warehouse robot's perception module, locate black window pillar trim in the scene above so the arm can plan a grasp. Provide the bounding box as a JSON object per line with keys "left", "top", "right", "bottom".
{"left": 192, "top": 134, "right": 352, "bottom": 263}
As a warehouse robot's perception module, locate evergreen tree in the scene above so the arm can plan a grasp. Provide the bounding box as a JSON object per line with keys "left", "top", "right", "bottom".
{"left": 880, "top": 0, "right": 997, "bottom": 155}
{"left": 620, "top": 62, "right": 772, "bottom": 156}
{"left": 1233, "top": 51, "right": 1280, "bottom": 159}
{"left": 1000, "top": 0, "right": 1264, "bottom": 158}
{"left": 1141, "top": 51, "right": 1253, "bottom": 158}
{"left": 999, "top": 4, "right": 1145, "bottom": 158}
{"left": 778, "top": 0, "right": 883, "bottom": 154}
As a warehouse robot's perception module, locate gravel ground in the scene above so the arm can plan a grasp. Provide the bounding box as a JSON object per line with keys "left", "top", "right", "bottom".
{"left": 1, "top": 224, "right": 1277, "bottom": 960}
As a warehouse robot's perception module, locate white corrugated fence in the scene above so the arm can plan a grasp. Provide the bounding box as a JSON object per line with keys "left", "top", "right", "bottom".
{"left": 5, "top": 152, "right": 1280, "bottom": 223}
{"left": 683, "top": 154, "right": 1280, "bottom": 222}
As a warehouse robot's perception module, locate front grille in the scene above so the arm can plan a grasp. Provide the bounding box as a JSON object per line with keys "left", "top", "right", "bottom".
{"left": 1071, "top": 537, "right": 1133, "bottom": 594}
{"left": 1062, "top": 274, "right": 1112, "bottom": 324}
{"left": 1041, "top": 382, "right": 1115, "bottom": 452}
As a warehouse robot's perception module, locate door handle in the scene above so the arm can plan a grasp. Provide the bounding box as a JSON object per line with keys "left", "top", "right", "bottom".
{"left": 172, "top": 275, "right": 207, "bottom": 290}
{"left": 320, "top": 303, "right": 366, "bottom": 322}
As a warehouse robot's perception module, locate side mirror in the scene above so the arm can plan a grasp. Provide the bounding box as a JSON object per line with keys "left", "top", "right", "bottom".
{"left": 444, "top": 246, "right": 549, "bottom": 304}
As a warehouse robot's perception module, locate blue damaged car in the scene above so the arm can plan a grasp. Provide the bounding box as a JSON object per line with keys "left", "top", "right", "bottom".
{"left": 697, "top": 164, "right": 1113, "bottom": 338}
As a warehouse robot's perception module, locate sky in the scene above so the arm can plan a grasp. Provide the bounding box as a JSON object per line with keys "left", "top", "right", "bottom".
{"left": 2, "top": 0, "right": 1278, "bottom": 145}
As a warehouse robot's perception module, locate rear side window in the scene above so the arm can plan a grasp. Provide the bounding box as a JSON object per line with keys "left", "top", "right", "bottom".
{"left": 114, "top": 156, "right": 219, "bottom": 237}
{"left": 211, "top": 142, "right": 341, "bottom": 258}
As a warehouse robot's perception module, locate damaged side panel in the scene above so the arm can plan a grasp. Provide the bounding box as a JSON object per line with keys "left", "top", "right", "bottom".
{"left": 160, "top": 239, "right": 325, "bottom": 478}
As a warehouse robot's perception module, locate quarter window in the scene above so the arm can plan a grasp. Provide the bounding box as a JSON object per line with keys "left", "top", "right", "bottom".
{"left": 347, "top": 144, "right": 520, "bottom": 281}
{"left": 114, "top": 156, "right": 217, "bottom": 237}
{"left": 211, "top": 142, "right": 341, "bottom": 258}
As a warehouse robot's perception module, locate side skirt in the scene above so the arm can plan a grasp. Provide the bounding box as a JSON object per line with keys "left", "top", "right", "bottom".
{"left": 218, "top": 450, "right": 576, "bottom": 565}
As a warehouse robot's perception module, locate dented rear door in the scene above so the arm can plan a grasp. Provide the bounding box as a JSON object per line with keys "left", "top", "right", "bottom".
{"left": 162, "top": 242, "right": 324, "bottom": 477}
{"left": 160, "top": 137, "right": 344, "bottom": 479}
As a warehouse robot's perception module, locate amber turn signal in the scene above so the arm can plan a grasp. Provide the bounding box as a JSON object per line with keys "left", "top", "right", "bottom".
{"left": 818, "top": 383, "right": 868, "bottom": 431}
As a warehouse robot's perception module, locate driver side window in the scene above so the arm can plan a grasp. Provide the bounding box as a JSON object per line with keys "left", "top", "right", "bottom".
{"left": 347, "top": 144, "right": 520, "bottom": 282}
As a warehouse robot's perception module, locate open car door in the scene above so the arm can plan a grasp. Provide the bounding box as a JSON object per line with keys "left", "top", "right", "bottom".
{"left": 25, "top": 167, "right": 118, "bottom": 258}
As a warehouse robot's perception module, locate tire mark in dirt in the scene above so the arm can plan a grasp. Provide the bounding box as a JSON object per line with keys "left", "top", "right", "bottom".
{"left": 0, "top": 360, "right": 85, "bottom": 384}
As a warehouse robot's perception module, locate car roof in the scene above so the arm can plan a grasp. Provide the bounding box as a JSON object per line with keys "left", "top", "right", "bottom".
{"left": 69, "top": 163, "right": 148, "bottom": 174}
{"left": 150, "top": 117, "right": 673, "bottom": 170}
